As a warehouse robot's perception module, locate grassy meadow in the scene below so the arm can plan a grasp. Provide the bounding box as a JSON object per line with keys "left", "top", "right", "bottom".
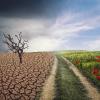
{"left": 60, "top": 51, "right": 100, "bottom": 91}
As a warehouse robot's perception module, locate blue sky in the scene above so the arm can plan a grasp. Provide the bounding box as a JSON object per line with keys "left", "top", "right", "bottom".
{"left": 0, "top": 0, "right": 100, "bottom": 52}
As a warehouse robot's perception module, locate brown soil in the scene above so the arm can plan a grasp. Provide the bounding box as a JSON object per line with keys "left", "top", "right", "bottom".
{"left": 0, "top": 52, "right": 54, "bottom": 100}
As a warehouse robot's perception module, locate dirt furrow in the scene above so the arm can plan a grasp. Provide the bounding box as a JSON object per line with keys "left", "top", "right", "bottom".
{"left": 40, "top": 57, "right": 58, "bottom": 100}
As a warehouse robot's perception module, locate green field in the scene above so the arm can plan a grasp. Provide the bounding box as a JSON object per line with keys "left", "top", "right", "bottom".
{"left": 60, "top": 51, "right": 100, "bottom": 91}
{"left": 54, "top": 56, "right": 90, "bottom": 100}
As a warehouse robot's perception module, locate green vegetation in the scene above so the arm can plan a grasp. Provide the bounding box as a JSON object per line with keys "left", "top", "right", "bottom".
{"left": 62, "top": 51, "right": 100, "bottom": 91}
{"left": 54, "top": 56, "right": 90, "bottom": 100}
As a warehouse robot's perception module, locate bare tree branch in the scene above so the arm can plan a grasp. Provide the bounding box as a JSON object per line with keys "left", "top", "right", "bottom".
{"left": 3, "top": 32, "right": 28, "bottom": 63}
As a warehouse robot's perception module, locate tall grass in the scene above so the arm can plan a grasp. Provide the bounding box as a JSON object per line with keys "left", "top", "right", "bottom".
{"left": 54, "top": 56, "right": 90, "bottom": 100}
{"left": 62, "top": 51, "right": 100, "bottom": 91}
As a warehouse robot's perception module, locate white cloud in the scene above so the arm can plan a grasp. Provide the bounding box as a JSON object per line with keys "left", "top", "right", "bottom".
{"left": 1, "top": 12, "right": 100, "bottom": 51}
{"left": 26, "top": 37, "right": 64, "bottom": 52}
{"left": 85, "top": 39, "right": 100, "bottom": 50}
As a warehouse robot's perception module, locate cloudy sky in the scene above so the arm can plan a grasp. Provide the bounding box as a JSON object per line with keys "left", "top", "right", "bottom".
{"left": 0, "top": 0, "right": 100, "bottom": 52}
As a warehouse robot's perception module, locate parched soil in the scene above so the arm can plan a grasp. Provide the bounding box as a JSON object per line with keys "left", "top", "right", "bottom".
{"left": 0, "top": 52, "right": 54, "bottom": 100}
{"left": 62, "top": 56, "right": 100, "bottom": 100}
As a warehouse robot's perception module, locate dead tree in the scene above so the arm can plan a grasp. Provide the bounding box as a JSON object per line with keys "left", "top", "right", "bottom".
{"left": 3, "top": 32, "right": 28, "bottom": 63}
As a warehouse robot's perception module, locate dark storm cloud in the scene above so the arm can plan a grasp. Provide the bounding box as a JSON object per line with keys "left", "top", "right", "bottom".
{"left": 0, "top": 32, "right": 8, "bottom": 52}
{"left": 0, "top": 0, "right": 69, "bottom": 18}
{"left": 0, "top": 0, "right": 100, "bottom": 52}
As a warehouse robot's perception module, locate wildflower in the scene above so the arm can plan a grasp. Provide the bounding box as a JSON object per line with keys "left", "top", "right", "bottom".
{"left": 96, "top": 76, "right": 100, "bottom": 80}
{"left": 92, "top": 68, "right": 99, "bottom": 75}
{"left": 75, "top": 60, "right": 80, "bottom": 64}
{"left": 96, "top": 56, "right": 100, "bottom": 58}
{"left": 96, "top": 60, "right": 100, "bottom": 62}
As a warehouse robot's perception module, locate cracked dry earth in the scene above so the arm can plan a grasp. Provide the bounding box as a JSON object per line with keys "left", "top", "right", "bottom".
{"left": 0, "top": 52, "right": 54, "bottom": 100}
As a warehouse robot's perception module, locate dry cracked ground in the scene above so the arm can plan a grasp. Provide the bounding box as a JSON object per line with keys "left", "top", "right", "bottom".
{"left": 0, "top": 52, "right": 54, "bottom": 100}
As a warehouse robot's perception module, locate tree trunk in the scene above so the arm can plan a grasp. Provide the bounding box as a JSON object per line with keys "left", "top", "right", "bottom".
{"left": 18, "top": 53, "right": 22, "bottom": 64}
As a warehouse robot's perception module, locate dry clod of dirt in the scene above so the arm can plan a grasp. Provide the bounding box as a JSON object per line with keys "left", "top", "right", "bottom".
{"left": 0, "top": 52, "right": 54, "bottom": 100}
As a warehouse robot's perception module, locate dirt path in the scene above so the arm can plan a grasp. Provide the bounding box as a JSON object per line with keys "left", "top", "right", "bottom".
{"left": 62, "top": 56, "right": 100, "bottom": 100}
{"left": 40, "top": 56, "right": 58, "bottom": 100}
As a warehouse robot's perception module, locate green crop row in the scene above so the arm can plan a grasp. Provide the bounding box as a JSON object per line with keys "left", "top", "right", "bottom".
{"left": 62, "top": 51, "right": 100, "bottom": 91}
